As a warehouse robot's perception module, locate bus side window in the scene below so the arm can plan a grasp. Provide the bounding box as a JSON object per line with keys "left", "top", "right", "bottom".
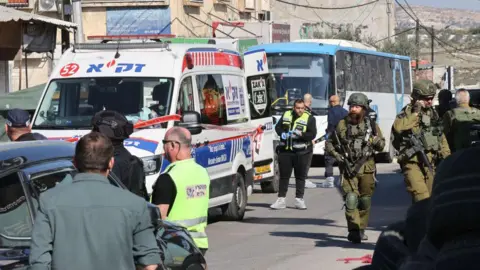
{"left": 177, "top": 77, "right": 194, "bottom": 115}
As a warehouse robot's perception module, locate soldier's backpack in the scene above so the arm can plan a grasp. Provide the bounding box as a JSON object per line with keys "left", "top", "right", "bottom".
{"left": 451, "top": 107, "right": 480, "bottom": 150}
{"left": 127, "top": 155, "right": 149, "bottom": 201}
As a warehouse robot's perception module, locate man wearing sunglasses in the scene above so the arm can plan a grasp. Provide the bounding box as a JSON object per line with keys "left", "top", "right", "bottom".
{"left": 392, "top": 80, "right": 450, "bottom": 203}
{"left": 151, "top": 127, "right": 210, "bottom": 256}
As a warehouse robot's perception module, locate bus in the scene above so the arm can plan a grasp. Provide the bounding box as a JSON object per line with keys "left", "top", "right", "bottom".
{"left": 245, "top": 39, "right": 413, "bottom": 162}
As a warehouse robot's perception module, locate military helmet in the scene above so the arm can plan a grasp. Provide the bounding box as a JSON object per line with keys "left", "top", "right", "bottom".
{"left": 91, "top": 110, "right": 133, "bottom": 141}
{"left": 347, "top": 93, "right": 369, "bottom": 108}
{"left": 412, "top": 80, "right": 437, "bottom": 99}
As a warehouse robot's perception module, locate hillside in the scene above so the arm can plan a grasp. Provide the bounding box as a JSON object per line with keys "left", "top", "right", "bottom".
{"left": 396, "top": 5, "right": 480, "bottom": 30}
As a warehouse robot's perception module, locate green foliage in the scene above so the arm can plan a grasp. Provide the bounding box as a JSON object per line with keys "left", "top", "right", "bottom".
{"left": 378, "top": 34, "right": 417, "bottom": 58}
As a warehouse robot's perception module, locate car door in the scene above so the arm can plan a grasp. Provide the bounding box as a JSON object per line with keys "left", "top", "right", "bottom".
{"left": 19, "top": 160, "right": 77, "bottom": 218}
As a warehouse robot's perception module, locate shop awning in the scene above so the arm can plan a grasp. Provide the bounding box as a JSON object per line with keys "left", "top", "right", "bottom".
{"left": 0, "top": 5, "right": 77, "bottom": 29}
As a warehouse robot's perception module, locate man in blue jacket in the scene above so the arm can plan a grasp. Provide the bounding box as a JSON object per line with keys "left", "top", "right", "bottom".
{"left": 325, "top": 95, "right": 348, "bottom": 181}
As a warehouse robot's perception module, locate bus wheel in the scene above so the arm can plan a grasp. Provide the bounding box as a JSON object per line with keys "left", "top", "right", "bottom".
{"left": 261, "top": 153, "right": 279, "bottom": 193}
{"left": 221, "top": 172, "right": 247, "bottom": 221}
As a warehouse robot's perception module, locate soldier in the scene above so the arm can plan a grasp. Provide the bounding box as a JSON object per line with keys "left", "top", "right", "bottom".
{"left": 442, "top": 89, "right": 480, "bottom": 152}
{"left": 392, "top": 80, "right": 450, "bottom": 203}
{"left": 325, "top": 93, "right": 385, "bottom": 244}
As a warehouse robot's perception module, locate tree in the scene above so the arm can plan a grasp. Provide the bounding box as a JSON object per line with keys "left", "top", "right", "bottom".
{"left": 379, "top": 34, "right": 417, "bottom": 58}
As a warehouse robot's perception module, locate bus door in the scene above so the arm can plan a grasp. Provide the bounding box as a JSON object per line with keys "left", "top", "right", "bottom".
{"left": 244, "top": 49, "right": 277, "bottom": 189}
{"left": 392, "top": 59, "right": 406, "bottom": 114}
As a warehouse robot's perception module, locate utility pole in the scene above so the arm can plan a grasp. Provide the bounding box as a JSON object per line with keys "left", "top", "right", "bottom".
{"left": 415, "top": 19, "right": 420, "bottom": 73}
{"left": 72, "top": 0, "right": 85, "bottom": 43}
{"left": 386, "top": 0, "right": 392, "bottom": 42}
{"left": 61, "top": 0, "right": 71, "bottom": 53}
{"left": 431, "top": 25, "right": 435, "bottom": 63}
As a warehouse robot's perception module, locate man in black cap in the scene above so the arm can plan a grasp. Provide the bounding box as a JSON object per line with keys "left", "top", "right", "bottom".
{"left": 91, "top": 110, "right": 149, "bottom": 201}
{"left": 5, "top": 108, "right": 47, "bottom": 141}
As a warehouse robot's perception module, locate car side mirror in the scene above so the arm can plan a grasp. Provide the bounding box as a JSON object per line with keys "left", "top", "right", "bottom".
{"left": 179, "top": 111, "right": 202, "bottom": 135}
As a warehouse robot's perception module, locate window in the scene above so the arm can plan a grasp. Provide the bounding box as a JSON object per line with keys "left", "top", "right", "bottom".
{"left": 196, "top": 74, "right": 248, "bottom": 125}
{"left": 0, "top": 172, "right": 33, "bottom": 248}
{"left": 177, "top": 77, "right": 195, "bottom": 115}
{"left": 33, "top": 77, "right": 174, "bottom": 129}
{"left": 336, "top": 50, "right": 412, "bottom": 95}
{"left": 247, "top": 74, "right": 276, "bottom": 120}
{"left": 30, "top": 170, "right": 75, "bottom": 198}
{"left": 267, "top": 53, "right": 334, "bottom": 115}
{"left": 196, "top": 74, "right": 226, "bottom": 125}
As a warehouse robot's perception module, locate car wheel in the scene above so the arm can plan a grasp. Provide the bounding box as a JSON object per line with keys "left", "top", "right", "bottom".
{"left": 221, "top": 172, "right": 247, "bottom": 221}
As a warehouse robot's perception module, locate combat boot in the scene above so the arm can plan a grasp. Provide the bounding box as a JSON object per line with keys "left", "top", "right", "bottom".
{"left": 348, "top": 230, "right": 362, "bottom": 244}
{"left": 360, "top": 230, "right": 368, "bottom": 241}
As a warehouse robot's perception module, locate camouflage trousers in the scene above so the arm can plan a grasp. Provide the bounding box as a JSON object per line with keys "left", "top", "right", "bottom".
{"left": 401, "top": 162, "right": 434, "bottom": 203}
{"left": 341, "top": 172, "right": 376, "bottom": 232}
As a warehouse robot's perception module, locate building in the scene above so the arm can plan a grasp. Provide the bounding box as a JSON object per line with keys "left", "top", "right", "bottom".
{"left": 0, "top": 0, "right": 269, "bottom": 92}
{"left": 270, "top": 0, "right": 395, "bottom": 42}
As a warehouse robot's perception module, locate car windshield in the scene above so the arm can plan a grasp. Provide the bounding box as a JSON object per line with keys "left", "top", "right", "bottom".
{"left": 33, "top": 77, "right": 174, "bottom": 129}
{"left": 267, "top": 53, "right": 334, "bottom": 115}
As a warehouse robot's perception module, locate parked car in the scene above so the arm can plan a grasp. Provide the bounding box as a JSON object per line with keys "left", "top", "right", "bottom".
{"left": 0, "top": 140, "right": 206, "bottom": 270}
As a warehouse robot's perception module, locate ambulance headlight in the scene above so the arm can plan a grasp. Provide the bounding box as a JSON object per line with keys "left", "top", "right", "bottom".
{"left": 141, "top": 155, "right": 162, "bottom": 175}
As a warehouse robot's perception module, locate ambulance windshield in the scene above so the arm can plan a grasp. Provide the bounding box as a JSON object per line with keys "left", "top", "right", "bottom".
{"left": 33, "top": 77, "right": 174, "bottom": 129}
{"left": 267, "top": 53, "right": 334, "bottom": 115}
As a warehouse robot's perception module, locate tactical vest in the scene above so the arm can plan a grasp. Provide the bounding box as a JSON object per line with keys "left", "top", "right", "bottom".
{"left": 280, "top": 110, "right": 311, "bottom": 151}
{"left": 163, "top": 159, "right": 210, "bottom": 249}
{"left": 451, "top": 107, "right": 480, "bottom": 150}
{"left": 341, "top": 118, "right": 373, "bottom": 160}
{"left": 397, "top": 107, "right": 443, "bottom": 162}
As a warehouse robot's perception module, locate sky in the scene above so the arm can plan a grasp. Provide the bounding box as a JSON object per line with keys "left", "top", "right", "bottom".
{"left": 406, "top": 0, "right": 480, "bottom": 11}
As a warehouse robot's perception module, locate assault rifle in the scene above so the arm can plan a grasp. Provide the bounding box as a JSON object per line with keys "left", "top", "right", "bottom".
{"left": 332, "top": 131, "right": 358, "bottom": 178}
{"left": 407, "top": 133, "right": 434, "bottom": 175}
{"left": 313, "top": 134, "right": 328, "bottom": 144}
{"left": 333, "top": 129, "right": 376, "bottom": 179}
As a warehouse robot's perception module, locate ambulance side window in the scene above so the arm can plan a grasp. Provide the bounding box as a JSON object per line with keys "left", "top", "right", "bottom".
{"left": 196, "top": 74, "right": 227, "bottom": 126}
{"left": 177, "top": 77, "right": 195, "bottom": 115}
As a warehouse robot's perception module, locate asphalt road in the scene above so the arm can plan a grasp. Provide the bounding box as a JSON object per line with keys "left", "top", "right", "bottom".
{"left": 205, "top": 163, "right": 411, "bottom": 270}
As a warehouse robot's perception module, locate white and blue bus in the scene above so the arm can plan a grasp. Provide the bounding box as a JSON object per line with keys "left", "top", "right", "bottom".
{"left": 245, "top": 39, "right": 413, "bottom": 162}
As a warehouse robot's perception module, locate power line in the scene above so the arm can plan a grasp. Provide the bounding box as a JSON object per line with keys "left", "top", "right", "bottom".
{"left": 275, "top": 0, "right": 379, "bottom": 10}
{"left": 374, "top": 27, "right": 415, "bottom": 43}
{"left": 395, "top": 0, "right": 480, "bottom": 62}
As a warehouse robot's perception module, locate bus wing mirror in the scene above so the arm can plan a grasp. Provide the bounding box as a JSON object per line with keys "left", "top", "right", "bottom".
{"left": 179, "top": 111, "right": 202, "bottom": 135}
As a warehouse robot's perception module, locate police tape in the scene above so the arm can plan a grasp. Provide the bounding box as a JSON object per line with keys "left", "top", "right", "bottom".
{"left": 134, "top": 114, "right": 182, "bottom": 129}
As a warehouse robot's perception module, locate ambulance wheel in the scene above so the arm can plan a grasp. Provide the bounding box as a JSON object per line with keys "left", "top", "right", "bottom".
{"left": 221, "top": 172, "right": 247, "bottom": 221}
{"left": 260, "top": 153, "right": 280, "bottom": 193}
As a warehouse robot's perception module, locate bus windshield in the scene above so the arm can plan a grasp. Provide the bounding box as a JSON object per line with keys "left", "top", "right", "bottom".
{"left": 267, "top": 53, "right": 334, "bottom": 115}
{"left": 33, "top": 77, "right": 174, "bottom": 129}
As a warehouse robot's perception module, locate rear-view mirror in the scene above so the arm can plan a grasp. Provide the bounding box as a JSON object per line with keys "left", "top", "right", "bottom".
{"left": 179, "top": 111, "right": 202, "bottom": 135}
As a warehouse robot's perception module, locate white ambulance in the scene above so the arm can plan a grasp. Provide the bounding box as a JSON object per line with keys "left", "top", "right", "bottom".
{"left": 31, "top": 41, "right": 275, "bottom": 221}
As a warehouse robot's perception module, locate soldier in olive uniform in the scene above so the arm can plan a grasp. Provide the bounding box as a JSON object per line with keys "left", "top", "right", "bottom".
{"left": 443, "top": 89, "right": 480, "bottom": 152}
{"left": 392, "top": 80, "right": 450, "bottom": 203}
{"left": 326, "top": 93, "right": 385, "bottom": 244}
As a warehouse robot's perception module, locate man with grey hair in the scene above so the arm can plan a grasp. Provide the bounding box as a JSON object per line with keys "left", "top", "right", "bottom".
{"left": 303, "top": 93, "right": 317, "bottom": 189}
{"left": 151, "top": 127, "right": 211, "bottom": 255}
{"left": 443, "top": 89, "right": 480, "bottom": 152}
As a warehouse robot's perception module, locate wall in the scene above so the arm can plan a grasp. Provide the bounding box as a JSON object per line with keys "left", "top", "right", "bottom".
{"left": 170, "top": 1, "right": 241, "bottom": 38}
{"left": 271, "top": 0, "right": 395, "bottom": 41}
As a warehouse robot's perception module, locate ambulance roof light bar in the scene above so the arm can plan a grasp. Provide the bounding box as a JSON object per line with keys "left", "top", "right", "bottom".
{"left": 87, "top": 34, "right": 177, "bottom": 43}
{"left": 74, "top": 42, "right": 171, "bottom": 51}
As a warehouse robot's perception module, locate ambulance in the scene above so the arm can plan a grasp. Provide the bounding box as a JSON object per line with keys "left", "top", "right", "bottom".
{"left": 30, "top": 40, "right": 275, "bottom": 221}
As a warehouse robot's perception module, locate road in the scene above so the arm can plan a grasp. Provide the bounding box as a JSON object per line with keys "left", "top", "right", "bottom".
{"left": 205, "top": 163, "right": 411, "bottom": 270}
